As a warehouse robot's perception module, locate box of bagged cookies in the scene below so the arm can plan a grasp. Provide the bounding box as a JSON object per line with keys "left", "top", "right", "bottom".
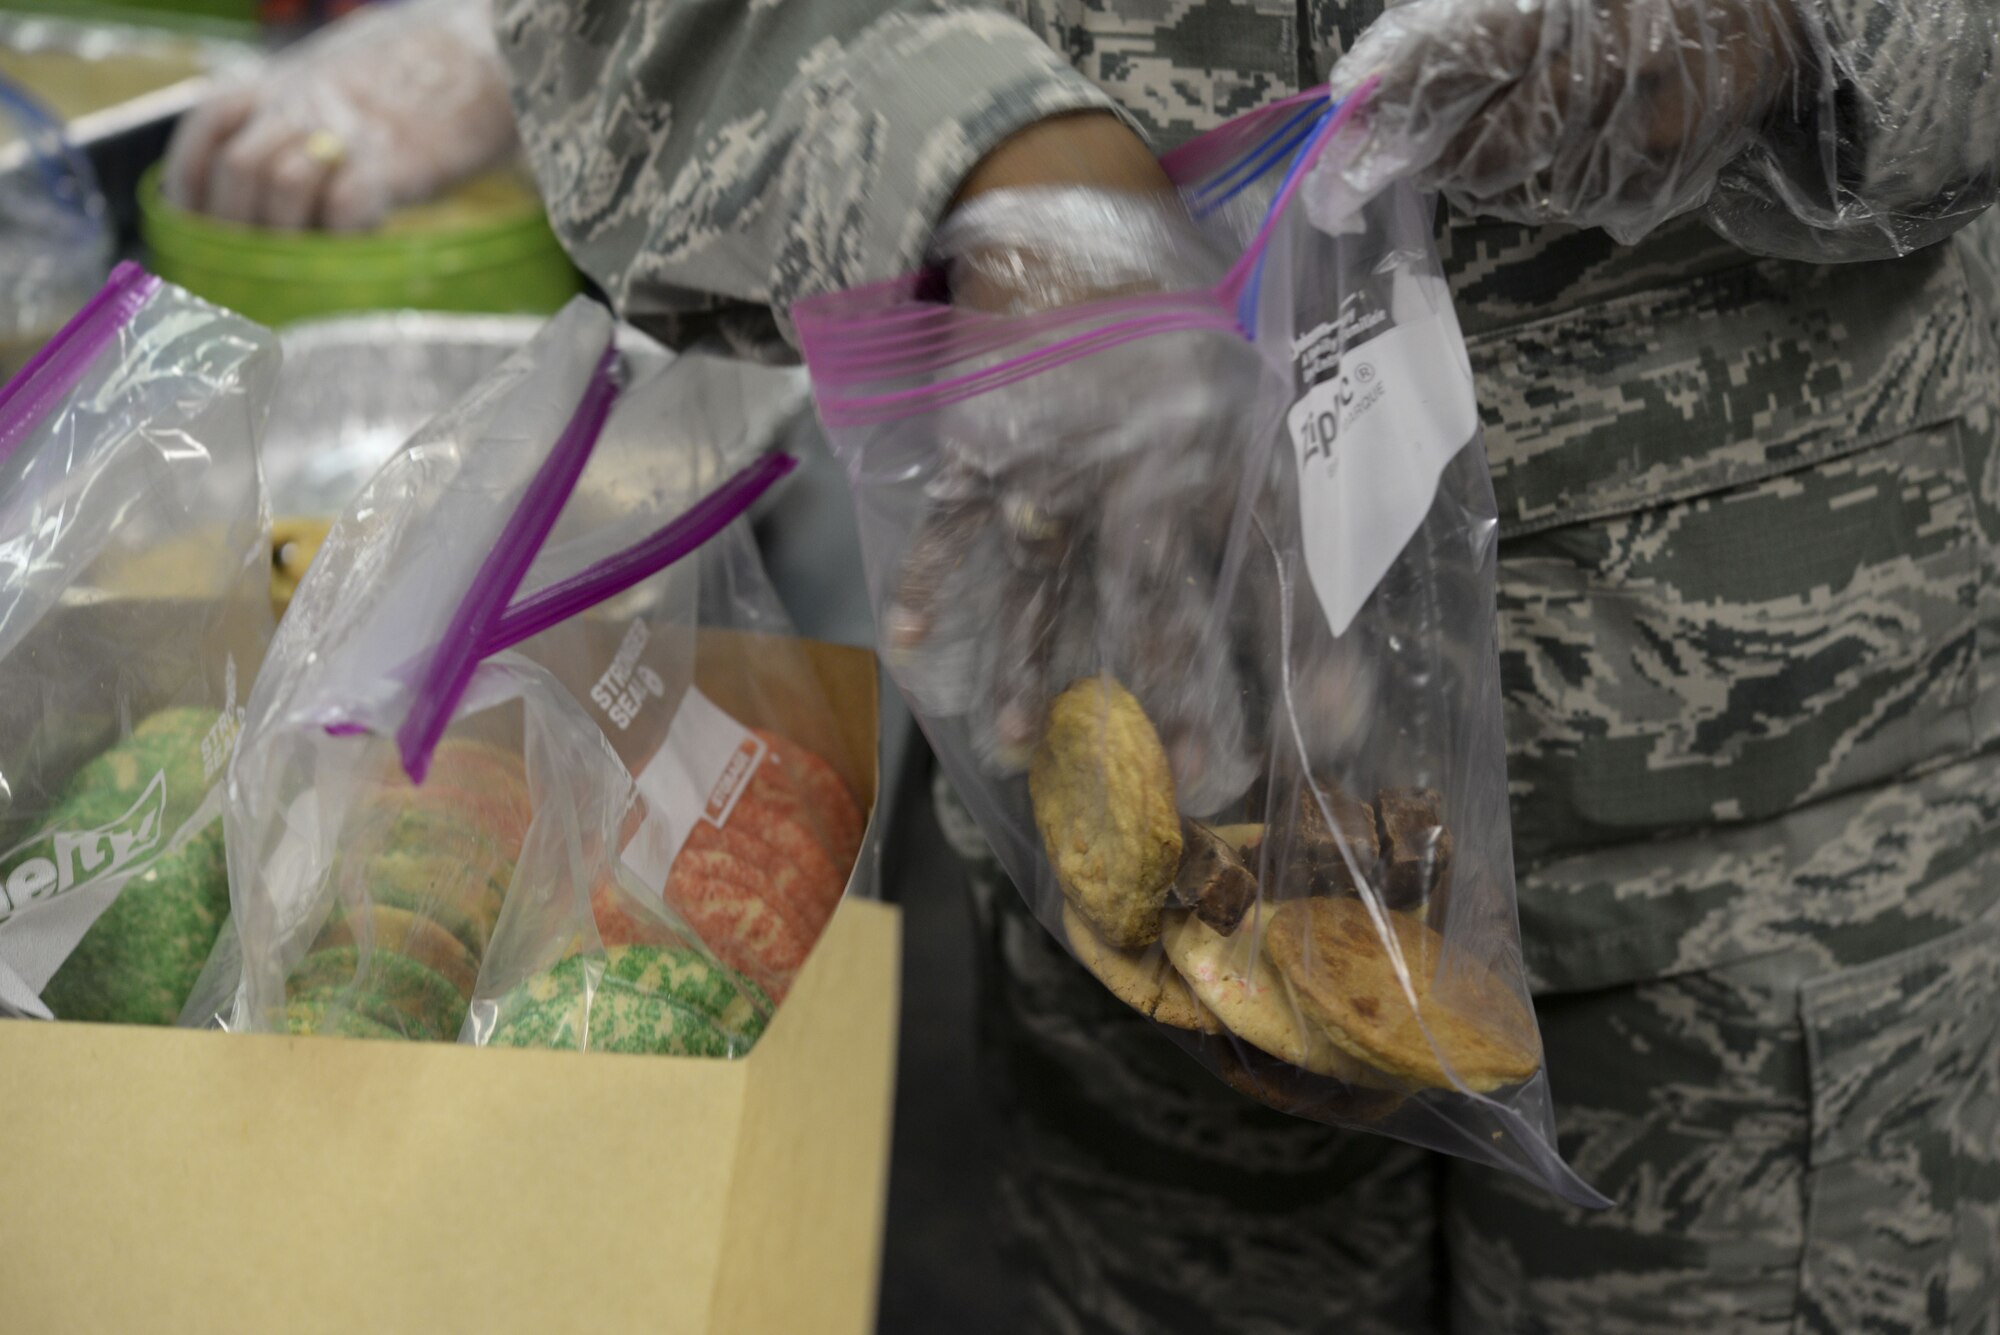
{"left": 0, "top": 296, "right": 899, "bottom": 1333}
{"left": 0, "top": 631, "right": 897, "bottom": 1335}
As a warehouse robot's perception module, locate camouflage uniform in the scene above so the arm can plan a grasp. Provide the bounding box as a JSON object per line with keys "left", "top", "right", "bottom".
{"left": 497, "top": 2, "right": 2000, "bottom": 1330}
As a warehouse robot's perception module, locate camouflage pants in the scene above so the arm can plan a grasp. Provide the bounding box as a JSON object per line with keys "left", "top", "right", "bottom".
{"left": 935, "top": 774, "right": 2000, "bottom": 1334}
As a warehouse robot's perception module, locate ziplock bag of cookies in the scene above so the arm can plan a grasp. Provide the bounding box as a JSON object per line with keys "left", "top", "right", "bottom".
{"left": 470, "top": 364, "right": 870, "bottom": 1048}
{"left": 799, "top": 90, "right": 1604, "bottom": 1206}
{"left": 206, "top": 299, "right": 851, "bottom": 1052}
{"left": 0, "top": 263, "right": 276, "bottom": 1026}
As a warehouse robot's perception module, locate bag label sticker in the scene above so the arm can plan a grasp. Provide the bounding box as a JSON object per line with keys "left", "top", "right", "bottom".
{"left": 619, "top": 686, "right": 766, "bottom": 894}
{"left": 1287, "top": 309, "right": 1478, "bottom": 635}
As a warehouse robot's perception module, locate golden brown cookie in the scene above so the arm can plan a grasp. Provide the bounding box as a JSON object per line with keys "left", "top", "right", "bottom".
{"left": 1062, "top": 903, "right": 1219, "bottom": 1034}
{"left": 1161, "top": 910, "right": 1377, "bottom": 1081}
{"left": 1030, "top": 677, "right": 1181, "bottom": 948}
{"left": 1262, "top": 897, "right": 1540, "bottom": 1093}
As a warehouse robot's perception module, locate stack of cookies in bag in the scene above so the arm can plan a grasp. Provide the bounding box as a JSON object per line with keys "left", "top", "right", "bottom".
{"left": 282, "top": 739, "right": 530, "bottom": 1042}
{"left": 1035, "top": 677, "right": 1540, "bottom": 1112}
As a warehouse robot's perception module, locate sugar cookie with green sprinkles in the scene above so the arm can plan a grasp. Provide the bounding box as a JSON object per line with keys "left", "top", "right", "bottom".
{"left": 27, "top": 707, "right": 230, "bottom": 1026}
{"left": 487, "top": 944, "right": 768, "bottom": 1057}
{"left": 284, "top": 998, "right": 407, "bottom": 1041}
{"left": 355, "top": 848, "right": 510, "bottom": 943}
{"left": 40, "top": 822, "right": 229, "bottom": 1025}
{"left": 286, "top": 945, "right": 469, "bottom": 1041}
{"left": 313, "top": 903, "right": 479, "bottom": 999}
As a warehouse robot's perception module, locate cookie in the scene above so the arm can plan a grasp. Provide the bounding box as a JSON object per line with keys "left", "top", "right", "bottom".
{"left": 726, "top": 803, "right": 847, "bottom": 922}
{"left": 662, "top": 826, "right": 820, "bottom": 1000}
{"left": 287, "top": 946, "right": 468, "bottom": 1042}
{"left": 486, "top": 944, "right": 766, "bottom": 1057}
{"left": 39, "top": 822, "right": 229, "bottom": 1026}
{"left": 284, "top": 997, "right": 407, "bottom": 1042}
{"left": 1262, "top": 897, "right": 1539, "bottom": 1092}
{"left": 359, "top": 849, "right": 509, "bottom": 940}
{"left": 1029, "top": 677, "right": 1181, "bottom": 949}
{"left": 348, "top": 799, "right": 518, "bottom": 885}
{"left": 57, "top": 707, "right": 214, "bottom": 834}
{"left": 1161, "top": 910, "right": 1381, "bottom": 1082}
{"left": 428, "top": 737, "right": 530, "bottom": 792}
{"left": 1062, "top": 902, "right": 1220, "bottom": 1034}
{"left": 314, "top": 903, "right": 480, "bottom": 1000}
{"left": 753, "top": 730, "right": 864, "bottom": 866}
{"left": 369, "top": 881, "right": 489, "bottom": 959}
{"left": 33, "top": 710, "right": 228, "bottom": 1026}
{"left": 355, "top": 779, "right": 531, "bottom": 848}
{"left": 591, "top": 877, "right": 688, "bottom": 948}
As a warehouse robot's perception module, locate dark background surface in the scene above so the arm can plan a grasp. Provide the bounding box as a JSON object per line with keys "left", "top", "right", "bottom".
{"left": 754, "top": 425, "right": 1023, "bottom": 1335}
{"left": 872, "top": 765, "right": 1028, "bottom": 1335}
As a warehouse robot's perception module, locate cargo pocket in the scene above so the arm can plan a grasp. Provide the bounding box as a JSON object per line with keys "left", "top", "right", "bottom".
{"left": 1476, "top": 241, "right": 1998, "bottom": 864}
{"left": 1795, "top": 914, "right": 2000, "bottom": 1334}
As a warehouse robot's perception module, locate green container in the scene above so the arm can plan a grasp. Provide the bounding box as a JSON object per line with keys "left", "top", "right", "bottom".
{"left": 138, "top": 166, "right": 583, "bottom": 326}
{"left": 0, "top": 2, "right": 257, "bottom": 41}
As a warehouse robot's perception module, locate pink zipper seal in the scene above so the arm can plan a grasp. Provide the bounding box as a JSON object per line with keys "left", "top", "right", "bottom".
{"left": 797, "top": 82, "right": 1378, "bottom": 429}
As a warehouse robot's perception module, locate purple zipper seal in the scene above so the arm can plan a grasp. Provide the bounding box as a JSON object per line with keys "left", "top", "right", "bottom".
{"left": 0, "top": 261, "right": 160, "bottom": 467}
{"left": 322, "top": 448, "right": 795, "bottom": 747}
{"left": 394, "top": 346, "right": 620, "bottom": 784}
{"left": 482, "top": 449, "right": 797, "bottom": 655}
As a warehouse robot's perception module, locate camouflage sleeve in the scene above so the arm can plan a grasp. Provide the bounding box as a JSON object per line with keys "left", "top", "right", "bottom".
{"left": 1705, "top": 0, "right": 2000, "bottom": 262}
{"left": 494, "top": 0, "right": 1120, "bottom": 354}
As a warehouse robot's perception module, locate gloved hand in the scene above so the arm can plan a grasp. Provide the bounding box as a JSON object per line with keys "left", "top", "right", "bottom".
{"left": 885, "top": 187, "right": 1264, "bottom": 815}
{"left": 1326, "top": 0, "right": 1807, "bottom": 242}
{"left": 164, "top": 0, "right": 517, "bottom": 231}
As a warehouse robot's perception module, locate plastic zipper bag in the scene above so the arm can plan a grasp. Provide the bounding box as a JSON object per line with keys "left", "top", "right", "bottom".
{"left": 213, "top": 298, "right": 867, "bottom": 1053}
{"left": 0, "top": 262, "right": 277, "bottom": 1024}
{"left": 0, "top": 74, "right": 113, "bottom": 378}
{"left": 798, "top": 90, "right": 1604, "bottom": 1204}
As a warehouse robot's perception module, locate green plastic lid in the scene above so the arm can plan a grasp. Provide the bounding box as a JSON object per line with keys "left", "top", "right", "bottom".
{"left": 139, "top": 165, "right": 583, "bottom": 326}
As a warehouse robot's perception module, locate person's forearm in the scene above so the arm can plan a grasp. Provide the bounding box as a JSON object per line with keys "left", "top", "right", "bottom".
{"left": 497, "top": 1, "right": 1121, "bottom": 349}
{"left": 953, "top": 112, "right": 1170, "bottom": 204}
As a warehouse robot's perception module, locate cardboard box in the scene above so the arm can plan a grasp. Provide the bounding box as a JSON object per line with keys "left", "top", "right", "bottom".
{"left": 0, "top": 640, "right": 899, "bottom": 1335}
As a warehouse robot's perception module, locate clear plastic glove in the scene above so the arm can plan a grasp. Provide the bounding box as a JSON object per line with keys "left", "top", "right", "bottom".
{"left": 1327, "top": 0, "right": 1806, "bottom": 243}
{"left": 884, "top": 189, "right": 1264, "bottom": 815}
{"left": 164, "top": 0, "right": 516, "bottom": 231}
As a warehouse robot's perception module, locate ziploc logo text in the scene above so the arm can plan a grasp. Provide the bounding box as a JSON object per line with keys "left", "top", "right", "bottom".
{"left": 0, "top": 770, "right": 168, "bottom": 922}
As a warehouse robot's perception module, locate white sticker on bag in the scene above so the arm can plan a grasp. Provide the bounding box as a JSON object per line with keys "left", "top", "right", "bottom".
{"left": 1287, "top": 310, "right": 1478, "bottom": 636}
{"left": 619, "top": 686, "right": 766, "bottom": 894}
